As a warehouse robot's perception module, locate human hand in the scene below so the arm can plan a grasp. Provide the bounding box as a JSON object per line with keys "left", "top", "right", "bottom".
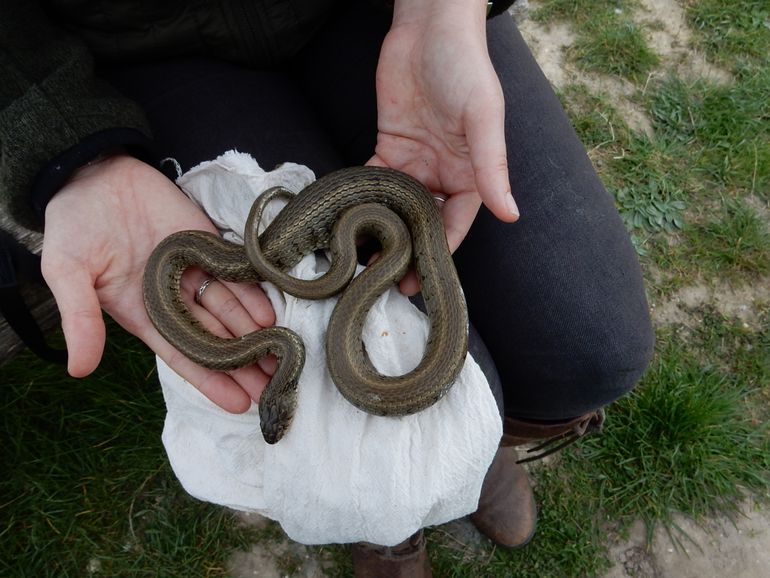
{"left": 370, "top": 0, "right": 518, "bottom": 290}
{"left": 42, "top": 155, "right": 276, "bottom": 412}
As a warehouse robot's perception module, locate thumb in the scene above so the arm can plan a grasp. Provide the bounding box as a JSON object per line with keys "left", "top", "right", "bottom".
{"left": 43, "top": 262, "right": 106, "bottom": 377}
{"left": 466, "top": 87, "right": 519, "bottom": 223}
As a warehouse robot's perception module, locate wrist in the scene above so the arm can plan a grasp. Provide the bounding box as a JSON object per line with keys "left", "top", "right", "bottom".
{"left": 66, "top": 151, "right": 138, "bottom": 185}
{"left": 30, "top": 128, "right": 156, "bottom": 225}
{"left": 392, "top": 0, "right": 487, "bottom": 29}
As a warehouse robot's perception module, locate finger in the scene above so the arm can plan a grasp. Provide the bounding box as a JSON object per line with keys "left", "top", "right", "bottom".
{"left": 183, "top": 281, "right": 278, "bottom": 379}
{"left": 42, "top": 263, "right": 106, "bottom": 377}
{"left": 193, "top": 300, "right": 278, "bottom": 382}
{"left": 145, "top": 328, "right": 256, "bottom": 413}
{"left": 181, "top": 270, "right": 258, "bottom": 335}
{"left": 228, "top": 363, "right": 272, "bottom": 402}
{"left": 442, "top": 193, "right": 482, "bottom": 253}
{"left": 398, "top": 268, "right": 421, "bottom": 296}
{"left": 221, "top": 280, "right": 276, "bottom": 329}
{"left": 136, "top": 304, "right": 272, "bottom": 411}
{"left": 466, "top": 85, "right": 519, "bottom": 222}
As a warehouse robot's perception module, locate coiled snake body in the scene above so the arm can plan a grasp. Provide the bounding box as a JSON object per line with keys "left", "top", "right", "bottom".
{"left": 143, "top": 167, "right": 469, "bottom": 443}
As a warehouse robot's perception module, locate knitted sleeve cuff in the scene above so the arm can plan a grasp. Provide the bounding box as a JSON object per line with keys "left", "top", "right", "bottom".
{"left": 29, "top": 127, "right": 158, "bottom": 224}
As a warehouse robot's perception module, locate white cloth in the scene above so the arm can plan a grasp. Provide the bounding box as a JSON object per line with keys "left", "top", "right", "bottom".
{"left": 158, "top": 151, "right": 502, "bottom": 546}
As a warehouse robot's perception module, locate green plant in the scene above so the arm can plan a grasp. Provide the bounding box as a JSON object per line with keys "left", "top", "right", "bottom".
{"left": 687, "top": 199, "right": 770, "bottom": 275}
{"left": 572, "top": 17, "right": 660, "bottom": 80}
{"left": 614, "top": 181, "right": 687, "bottom": 233}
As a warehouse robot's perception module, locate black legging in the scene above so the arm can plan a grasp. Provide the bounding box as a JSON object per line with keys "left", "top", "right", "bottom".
{"left": 101, "top": 2, "right": 654, "bottom": 421}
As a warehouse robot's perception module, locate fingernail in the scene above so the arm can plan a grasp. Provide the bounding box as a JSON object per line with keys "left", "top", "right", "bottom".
{"left": 506, "top": 193, "right": 519, "bottom": 217}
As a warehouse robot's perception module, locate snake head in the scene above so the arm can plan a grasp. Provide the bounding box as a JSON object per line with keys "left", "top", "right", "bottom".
{"left": 258, "top": 389, "right": 297, "bottom": 445}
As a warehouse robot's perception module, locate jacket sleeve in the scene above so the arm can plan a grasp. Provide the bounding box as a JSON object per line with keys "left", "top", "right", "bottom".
{"left": 0, "top": 1, "right": 153, "bottom": 231}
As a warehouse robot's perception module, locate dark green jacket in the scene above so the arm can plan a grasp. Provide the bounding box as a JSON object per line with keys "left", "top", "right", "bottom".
{"left": 0, "top": 0, "right": 340, "bottom": 231}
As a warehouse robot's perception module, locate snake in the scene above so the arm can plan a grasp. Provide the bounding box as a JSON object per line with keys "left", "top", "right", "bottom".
{"left": 143, "top": 166, "right": 469, "bottom": 444}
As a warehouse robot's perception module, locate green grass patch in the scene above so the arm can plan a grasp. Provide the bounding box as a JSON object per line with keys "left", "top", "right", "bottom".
{"left": 691, "top": 305, "right": 770, "bottom": 398}
{"left": 684, "top": 199, "right": 770, "bottom": 276}
{"left": 647, "top": 73, "right": 770, "bottom": 196}
{"left": 568, "top": 331, "right": 770, "bottom": 539}
{"left": 571, "top": 16, "right": 660, "bottom": 80}
{"left": 534, "top": 0, "right": 659, "bottom": 81}
{"left": 0, "top": 322, "right": 257, "bottom": 577}
{"left": 684, "top": 0, "right": 770, "bottom": 69}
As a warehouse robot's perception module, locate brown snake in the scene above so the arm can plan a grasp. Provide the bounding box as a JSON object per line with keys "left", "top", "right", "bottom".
{"left": 143, "top": 166, "right": 469, "bottom": 444}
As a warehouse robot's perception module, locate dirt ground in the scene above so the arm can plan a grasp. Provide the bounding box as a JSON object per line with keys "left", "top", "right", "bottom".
{"left": 227, "top": 1, "right": 769, "bottom": 576}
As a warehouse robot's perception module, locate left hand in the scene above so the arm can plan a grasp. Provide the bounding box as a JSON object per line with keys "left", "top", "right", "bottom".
{"left": 369, "top": 0, "right": 519, "bottom": 274}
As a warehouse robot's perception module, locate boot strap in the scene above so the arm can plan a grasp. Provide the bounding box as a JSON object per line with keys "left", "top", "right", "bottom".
{"left": 502, "top": 409, "right": 605, "bottom": 463}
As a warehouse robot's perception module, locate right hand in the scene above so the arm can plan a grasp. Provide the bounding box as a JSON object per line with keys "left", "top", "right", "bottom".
{"left": 42, "top": 154, "right": 277, "bottom": 412}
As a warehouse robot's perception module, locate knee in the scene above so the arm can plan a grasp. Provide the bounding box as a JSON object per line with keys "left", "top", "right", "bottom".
{"left": 580, "top": 323, "right": 655, "bottom": 406}
{"left": 557, "top": 312, "right": 655, "bottom": 415}
{"left": 503, "top": 311, "right": 655, "bottom": 420}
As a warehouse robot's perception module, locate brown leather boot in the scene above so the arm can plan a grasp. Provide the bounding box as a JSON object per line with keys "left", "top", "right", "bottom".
{"left": 471, "top": 409, "right": 605, "bottom": 548}
{"left": 351, "top": 530, "right": 432, "bottom": 578}
{"left": 471, "top": 445, "right": 537, "bottom": 548}
{"left": 502, "top": 409, "right": 605, "bottom": 463}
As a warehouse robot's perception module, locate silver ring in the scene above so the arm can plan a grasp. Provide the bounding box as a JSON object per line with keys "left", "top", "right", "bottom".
{"left": 433, "top": 194, "right": 448, "bottom": 205}
{"left": 194, "top": 277, "right": 216, "bottom": 305}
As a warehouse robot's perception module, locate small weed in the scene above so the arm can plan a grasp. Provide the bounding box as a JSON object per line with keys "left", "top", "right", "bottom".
{"left": 614, "top": 180, "right": 686, "bottom": 233}
{"left": 572, "top": 17, "right": 660, "bottom": 81}
{"left": 687, "top": 199, "right": 770, "bottom": 275}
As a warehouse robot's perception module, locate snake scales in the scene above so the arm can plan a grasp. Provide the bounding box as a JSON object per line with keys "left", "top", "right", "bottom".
{"left": 143, "top": 166, "right": 469, "bottom": 444}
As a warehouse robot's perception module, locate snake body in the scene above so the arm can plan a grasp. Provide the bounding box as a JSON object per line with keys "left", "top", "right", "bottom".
{"left": 143, "top": 166, "right": 469, "bottom": 443}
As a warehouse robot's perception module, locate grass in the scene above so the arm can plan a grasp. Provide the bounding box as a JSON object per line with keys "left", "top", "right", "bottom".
{"left": 527, "top": 0, "right": 770, "bottom": 569}
{"left": 0, "top": 324, "right": 258, "bottom": 577}
{"left": 575, "top": 333, "right": 770, "bottom": 535}
{"left": 535, "top": 0, "right": 660, "bottom": 80}
{"left": 647, "top": 73, "right": 770, "bottom": 195}
{"left": 3, "top": 0, "right": 770, "bottom": 576}
{"left": 684, "top": 0, "right": 770, "bottom": 67}
{"left": 571, "top": 17, "right": 660, "bottom": 80}
{"left": 686, "top": 199, "right": 770, "bottom": 275}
